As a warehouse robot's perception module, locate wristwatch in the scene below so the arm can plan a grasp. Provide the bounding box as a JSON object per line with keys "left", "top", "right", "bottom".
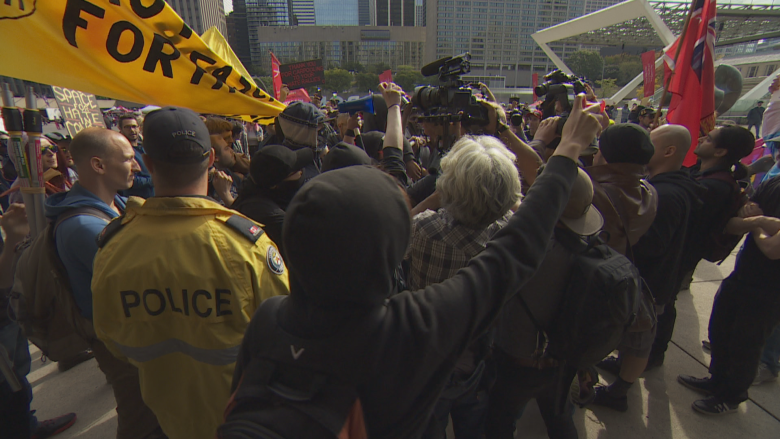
{"left": 345, "top": 129, "right": 357, "bottom": 138}
{"left": 496, "top": 123, "right": 509, "bottom": 136}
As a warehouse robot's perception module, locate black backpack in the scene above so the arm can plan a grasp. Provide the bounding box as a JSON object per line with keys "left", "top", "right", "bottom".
{"left": 697, "top": 171, "right": 749, "bottom": 264}
{"left": 218, "top": 296, "right": 374, "bottom": 439}
{"left": 516, "top": 228, "right": 645, "bottom": 370}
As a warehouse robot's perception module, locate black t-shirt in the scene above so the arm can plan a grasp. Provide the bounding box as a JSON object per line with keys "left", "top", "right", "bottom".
{"left": 733, "top": 176, "right": 780, "bottom": 287}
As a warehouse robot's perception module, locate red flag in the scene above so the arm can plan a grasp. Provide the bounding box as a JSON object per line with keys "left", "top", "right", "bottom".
{"left": 663, "top": 0, "right": 717, "bottom": 166}
{"left": 379, "top": 69, "right": 393, "bottom": 83}
{"left": 284, "top": 88, "right": 311, "bottom": 104}
{"left": 641, "top": 50, "right": 656, "bottom": 98}
{"left": 532, "top": 73, "right": 539, "bottom": 102}
{"left": 270, "top": 51, "right": 283, "bottom": 101}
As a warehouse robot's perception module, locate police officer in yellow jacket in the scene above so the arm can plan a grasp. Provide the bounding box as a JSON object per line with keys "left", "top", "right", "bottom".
{"left": 91, "top": 107, "right": 289, "bottom": 439}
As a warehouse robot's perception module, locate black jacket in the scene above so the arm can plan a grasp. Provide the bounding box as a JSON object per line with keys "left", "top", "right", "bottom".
{"left": 231, "top": 179, "right": 301, "bottom": 257}
{"left": 227, "top": 157, "right": 579, "bottom": 439}
{"left": 632, "top": 170, "right": 705, "bottom": 305}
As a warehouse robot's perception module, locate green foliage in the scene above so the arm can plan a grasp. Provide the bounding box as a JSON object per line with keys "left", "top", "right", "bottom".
{"left": 342, "top": 61, "right": 366, "bottom": 73}
{"left": 603, "top": 54, "right": 643, "bottom": 86}
{"left": 566, "top": 50, "right": 604, "bottom": 82}
{"left": 371, "top": 63, "right": 392, "bottom": 74}
{"left": 596, "top": 78, "right": 618, "bottom": 98}
{"left": 393, "top": 68, "right": 424, "bottom": 93}
{"left": 355, "top": 72, "right": 380, "bottom": 92}
{"left": 324, "top": 69, "right": 353, "bottom": 92}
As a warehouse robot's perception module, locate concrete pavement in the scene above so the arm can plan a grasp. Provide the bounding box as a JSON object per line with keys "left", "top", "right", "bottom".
{"left": 26, "top": 251, "right": 780, "bottom": 438}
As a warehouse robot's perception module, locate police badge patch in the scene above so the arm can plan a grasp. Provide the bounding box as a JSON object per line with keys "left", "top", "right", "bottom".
{"left": 267, "top": 246, "right": 285, "bottom": 275}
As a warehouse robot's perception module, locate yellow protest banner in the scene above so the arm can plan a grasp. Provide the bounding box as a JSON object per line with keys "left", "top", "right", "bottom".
{"left": 0, "top": 0, "right": 284, "bottom": 120}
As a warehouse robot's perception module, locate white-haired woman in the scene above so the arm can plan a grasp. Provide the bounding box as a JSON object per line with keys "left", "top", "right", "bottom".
{"left": 408, "top": 134, "right": 522, "bottom": 439}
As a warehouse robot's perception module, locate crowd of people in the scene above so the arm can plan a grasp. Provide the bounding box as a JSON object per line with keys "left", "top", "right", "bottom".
{"left": 0, "top": 77, "right": 779, "bottom": 439}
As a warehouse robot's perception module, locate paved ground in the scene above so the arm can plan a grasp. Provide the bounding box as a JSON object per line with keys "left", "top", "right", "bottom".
{"left": 27, "top": 250, "right": 780, "bottom": 438}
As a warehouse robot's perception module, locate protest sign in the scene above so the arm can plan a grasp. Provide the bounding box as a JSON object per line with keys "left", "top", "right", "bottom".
{"left": 0, "top": 1, "right": 285, "bottom": 121}
{"left": 52, "top": 87, "right": 105, "bottom": 136}
{"left": 279, "top": 59, "right": 325, "bottom": 90}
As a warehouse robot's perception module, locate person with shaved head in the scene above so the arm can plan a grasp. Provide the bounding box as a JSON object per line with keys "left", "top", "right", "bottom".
{"left": 594, "top": 124, "right": 707, "bottom": 412}
{"left": 44, "top": 128, "right": 166, "bottom": 439}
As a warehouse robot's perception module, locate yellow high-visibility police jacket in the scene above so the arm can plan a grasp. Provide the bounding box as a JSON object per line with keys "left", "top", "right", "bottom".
{"left": 91, "top": 196, "right": 289, "bottom": 439}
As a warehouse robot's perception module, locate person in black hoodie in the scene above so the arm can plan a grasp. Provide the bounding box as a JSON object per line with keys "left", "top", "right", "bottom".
{"left": 231, "top": 145, "right": 313, "bottom": 255}
{"left": 595, "top": 124, "right": 706, "bottom": 412}
{"left": 217, "top": 95, "right": 604, "bottom": 439}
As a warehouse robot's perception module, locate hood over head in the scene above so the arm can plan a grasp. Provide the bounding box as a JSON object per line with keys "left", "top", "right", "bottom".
{"left": 283, "top": 165, "right": 410, "bottom": 309}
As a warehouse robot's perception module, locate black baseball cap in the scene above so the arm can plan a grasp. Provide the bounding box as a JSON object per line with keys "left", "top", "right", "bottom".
{"left": 250, "top": 144, "right": 313, "bottom": 188}
{"left": 143, "top": 106, "right": 211, "bottom": 164}
{"left": 639, "top": 107, "right": 656, "bottom": 117}
{"left": 598, "top": 124, "right": 655, "bottom": 165}
{"left": 322, "top": 142, "right": 372, "bottom": 172}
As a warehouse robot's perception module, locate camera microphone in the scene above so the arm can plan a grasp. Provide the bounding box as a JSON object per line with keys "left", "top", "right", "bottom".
{"left": 421, "top": 56, "right": 453, "bottom": 77}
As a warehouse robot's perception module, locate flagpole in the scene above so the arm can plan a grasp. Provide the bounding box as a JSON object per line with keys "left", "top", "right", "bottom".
{"left": 656, "top": 0, "right": 697, "bottom": 127}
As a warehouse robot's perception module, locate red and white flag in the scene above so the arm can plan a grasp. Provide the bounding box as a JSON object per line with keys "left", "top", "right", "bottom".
{"left": 379, "top": 69, "right": 393, "bottom": 83}
{"left": 663, "top": 0, "right": 717, "bottom": 166}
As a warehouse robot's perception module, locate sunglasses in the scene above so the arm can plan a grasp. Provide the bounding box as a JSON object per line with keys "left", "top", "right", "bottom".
{"left": 42, "top": 145, "right": 58, "bottom": 155}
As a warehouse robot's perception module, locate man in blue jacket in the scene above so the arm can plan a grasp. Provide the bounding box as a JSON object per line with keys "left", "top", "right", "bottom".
{"left": 44, "top": 127, "right": 165, "bottom": 439}
{"left": 118, "top": 114, "right": 154, "bottom": 199}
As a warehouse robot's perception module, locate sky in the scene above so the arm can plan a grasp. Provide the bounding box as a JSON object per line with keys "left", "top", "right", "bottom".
{"left": 224, "top": 0, "right": 232, "bottom": 14}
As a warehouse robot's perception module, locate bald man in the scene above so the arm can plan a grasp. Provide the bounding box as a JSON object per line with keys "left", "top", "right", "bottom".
{"left": 44, "top": 128, "right": 166, "bottom": 439}
{"left": 595, "top": 124, "right": 707, "bottom": 412}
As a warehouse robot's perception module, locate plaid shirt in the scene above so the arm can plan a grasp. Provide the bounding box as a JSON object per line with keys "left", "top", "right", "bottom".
{"left": 408, "top": 208, "right": 512, "bottom": 289}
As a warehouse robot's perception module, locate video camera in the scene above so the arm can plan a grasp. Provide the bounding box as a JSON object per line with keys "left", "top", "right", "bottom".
{"left": 534, "top": 69, "right": 587, "bottom": 135}
{"left": 411, "top": 53, "right": 489, "bottom": 128}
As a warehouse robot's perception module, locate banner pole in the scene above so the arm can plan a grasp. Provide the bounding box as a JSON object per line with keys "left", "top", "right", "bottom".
{"left": 23, "top": 87, "right": 46, "bottom": 238}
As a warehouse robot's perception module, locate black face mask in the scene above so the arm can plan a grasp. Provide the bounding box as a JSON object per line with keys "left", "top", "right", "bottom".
{"left": 264, "top": 177, "right": 304, "bottom": 210}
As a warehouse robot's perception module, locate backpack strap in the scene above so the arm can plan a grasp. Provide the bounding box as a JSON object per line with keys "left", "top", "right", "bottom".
{"left": 53, "top": 207, "right": 113, "bottom": 235}
{"left": 97, "top": 216, "right": 126, "bottom": 248}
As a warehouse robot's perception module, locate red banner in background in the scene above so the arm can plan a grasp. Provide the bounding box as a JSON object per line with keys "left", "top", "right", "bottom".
{"left": 642, "top": 50, "right": 656, "bottom": 98}
{"left": 532, "top": 73, "right": 539, "bottom": 101}
{"left": 379, "top": 69, "right": 393, "bottom": 83}
{"left": 284, "top": 88, "right": 311, "bottom": 104}
{"left": 270, "top": 51, "right": 282, "bottom": 100}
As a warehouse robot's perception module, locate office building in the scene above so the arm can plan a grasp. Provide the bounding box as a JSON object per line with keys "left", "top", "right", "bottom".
{"left": 374, "top": 0, "right": 416, "bottom": 26}
{"left": 250, "top": 26, "right": 425, "bottom": 73}
{"left": 425, "top": 0, "right": 623, "bottom": 87}
{"left": 291, "top": 0, "right": 317, "bottom": 25}
{"left": 315, "top": 0, "right": 360, "bottom": 25}
{"left": 165, "top": 0, "right": 227, "bottom": 36}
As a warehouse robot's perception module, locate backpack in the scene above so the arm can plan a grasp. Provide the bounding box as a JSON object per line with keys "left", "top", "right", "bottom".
{"left": 218, "top": 296, "right": 371, "bottom": 439}
{"left": 516, "top": 228, "right": 645, "bottom": 370}
{"left": 698, "top": 171, "right": 749, "bottom": 263}
{"left": 8, "top": 207, "right": 110, "bottom": 361}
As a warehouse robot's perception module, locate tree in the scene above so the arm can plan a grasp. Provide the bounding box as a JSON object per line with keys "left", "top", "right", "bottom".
{"left": 248, "top": 64, "right": 269, "bottom": 77}
{"left": 596, "top": 78, "right": 618, "bottom": 99}
{"left": 342, "top": 61, "right": 366, "bottom": 73}
{"left": 566, "top": 50, "right": 604, "bottom": 82}
{"left": 324, "top": 69, "right": 353, "bottom": 93}
{"left": 253, "top": 76, "right": 273, "bottom": 93}
{"left": 391, "top": 65, "right": 424, "bottom": 92}
{"left": 603, "top": 54, "right": 643, "bottom": 86}
{"left": 371, "top": 63, "right": 392, "bottom": 75}
{"left": 355, "top": 72, "right": 380, "bottom": 92}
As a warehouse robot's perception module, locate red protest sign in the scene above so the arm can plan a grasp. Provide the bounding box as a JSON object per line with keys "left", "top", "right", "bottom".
{"left": 642, "top": 51, "right": 656, "bottom": 98}
{"left": 279, "top": 59, "right": 325, "bottom": 90}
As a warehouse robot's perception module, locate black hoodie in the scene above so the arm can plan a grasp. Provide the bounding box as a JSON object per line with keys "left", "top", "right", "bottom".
{"left": 228, "top": 157, "right": 578, "bottom": 439}
{"left": 632, "top": 170, "right": 706, "bottom": 305}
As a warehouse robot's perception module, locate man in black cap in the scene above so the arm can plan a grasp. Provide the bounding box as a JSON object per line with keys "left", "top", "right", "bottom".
{"left": 594, "top": 125, "right": 706, "bottom": 412}
{"left": 638, "top": 107, "right": 656, "bottom": 132}
{"left": 91, "top": 106, "right": 290, "bottom": 439}
{"left": 232, "top": 145, "right": 313, "bottom": 255}
{"left": 586, "top": 123, "right": 658, "bottom": 256}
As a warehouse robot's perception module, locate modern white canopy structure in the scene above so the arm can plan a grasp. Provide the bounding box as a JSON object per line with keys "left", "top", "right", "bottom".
{"left": 531, "top": 0, "right": 674, "bottom": 103}
{"left": 532, "top": 0, "right": 780, "bottom": 105}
